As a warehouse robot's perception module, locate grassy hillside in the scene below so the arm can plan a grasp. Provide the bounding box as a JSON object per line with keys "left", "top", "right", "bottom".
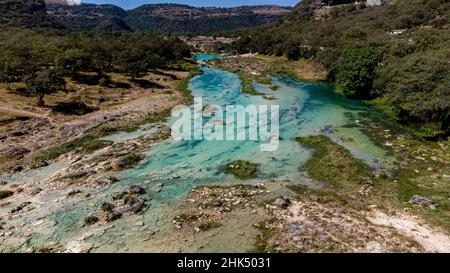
{"left": 46, "top": 3, "right": 132, "bottom": 32}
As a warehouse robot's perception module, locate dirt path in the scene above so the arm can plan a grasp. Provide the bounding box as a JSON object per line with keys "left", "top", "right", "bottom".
{"left": 0, "top": 105, "right": 49, "bottom": 119}
{"left": 368, "top": 210, "right": 450, "bottom": 253}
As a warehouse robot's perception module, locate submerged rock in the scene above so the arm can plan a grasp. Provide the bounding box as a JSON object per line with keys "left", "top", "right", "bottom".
{"left": 129, "top": 185, "right": 146, "bottom": 195}
{"left": 111, "top": 153, "right": 143, "bottom": 171}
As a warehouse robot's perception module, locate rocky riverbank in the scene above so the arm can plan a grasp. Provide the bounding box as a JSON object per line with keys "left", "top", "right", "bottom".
{"left": 0, "top": 66, "right": 196, "bottom": 175}
{"left": 209, "top": 54, "right": 327, "bottom": 95}
{"left": 0, "top": 63, "right": 200, "bottom": 252}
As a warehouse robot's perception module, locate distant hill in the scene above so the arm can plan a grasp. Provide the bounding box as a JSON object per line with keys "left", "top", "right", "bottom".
{"left": 0, "top": 0, "right": 64, "bottom": 29}
{"left": 46, "top": 3, "right": 132, "bottom": 32}
{"left": 124, "top": 4, "right": 291, "bottom": 33}
{"left": 44, "top": 3, "right": 291, "bottom": 33}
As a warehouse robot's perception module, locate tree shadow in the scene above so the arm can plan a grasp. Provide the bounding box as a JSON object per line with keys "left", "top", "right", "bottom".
{"left": 51, "top": 101, "right": 98, "bottom": 116}
{"left": 11, "top": 87, "right": 34, "bottom": 97}
{"left": 73, "top": 74, "right": 101, "bottom": 86}
{"left": 111, "top": 81, "right": 131, "bottom": 89}
{"left": 131, "top": 79, "right": 164, "bottom": 89}
{"left": 152, "top": 70, "right": 180, "bottom": 80}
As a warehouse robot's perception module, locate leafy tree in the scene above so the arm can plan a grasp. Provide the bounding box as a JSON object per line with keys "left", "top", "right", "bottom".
{"left": 57, "top": 48, "right": 91, "bottom": 79}
{"left": 84, "top": 40, "right": 113, "bottom": 77}
{"left": 374, "top": 49, "right": 450, "bottom": 133}
{"left": 117, "top": 44, "right": 148, "bottom": 80}
{"left": 335, "top": 47, "right": 381, "bottom": 99}
{"left": 25, "top": 69, "right": 66, "bottom": 106}
{"left": 286, "top": 45, "right": 300, "bottom": 61}
{"left": 0, "top": 59, "right": 20, "bottom": 90}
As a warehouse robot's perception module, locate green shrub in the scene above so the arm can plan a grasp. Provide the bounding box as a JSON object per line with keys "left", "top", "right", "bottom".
{"left": 335, "top": 47, "right": 381, "bottom": 99}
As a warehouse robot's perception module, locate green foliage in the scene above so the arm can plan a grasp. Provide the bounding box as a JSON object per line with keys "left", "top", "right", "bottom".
{"left": 83, "top": 215, "right": 99, "bottom": 225}
{"left": 98, "top": 76, "right": 111, "bottom": 87}
{"left": 24, "top": 69, "right": 66, "bottom": 106}
{"left": 0, "top": 0, "right": 65, "bottom": 29}
{"left": 225, "top": 0, "right": 450, "bottom": 137}
{"left": 33, "top": 136, "right": 112, "bottom": 162}
{"left": 374, "top": 48, "right": 450, "bottom": 134}
{"left": 125, "top": 153, "right": 143, "bottom": 163}
{"left": 335, "top": 47, "right": 381, "bottom": 98}
{"left": 56, "top": 48, "right": 91, "bottom": 79}
{"left": 101, "top": 202, "right": 114, "bottom": 212}
{"left": 295, "top": 135, "right": 369, "bottom": 190}
{"left": 224, "top": 160, "right": 259, "bottom": 180}
{"left": 0, "top": 29, "right": 191, "bottom": 89}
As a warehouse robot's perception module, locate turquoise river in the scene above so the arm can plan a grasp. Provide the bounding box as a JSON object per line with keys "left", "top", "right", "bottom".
{"left": 5, "top": 55, "right": 399, "bottom": 252}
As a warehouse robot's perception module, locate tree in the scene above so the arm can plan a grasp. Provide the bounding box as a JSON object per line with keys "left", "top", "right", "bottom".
{"left": 117, "top": 47, "right": 148, "bottom": 80}
{"left": 25, "top": 69, "right": 66, "bottom": 106}
{"left": 336, "top": 47, "right": 381, "bottom": 99}
{"left": 0, "top": 60, "right": 19, "bottom": 90}
{"left": 84, "top": 40, "right": 113, "bottom": 77}
{"left": 57, "top": 48, "right": 91, "bottom": 80}
{"left": 285, "top": 45, "right": 300, "bottom": 61}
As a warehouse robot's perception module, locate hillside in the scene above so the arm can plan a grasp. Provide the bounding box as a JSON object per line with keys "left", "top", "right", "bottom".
{"left": 44, "top": 3, "right": 291, "bottom": 33}
{"left": 226, "top": 0, "right": 450, "bottom": 137}
{"left": 0, "top": 0, "right": 64, "bottom": 29}
{"left": 46, "top": 3, "right": 132, "bottom": 32}
{"left": 124, "top": 4, "right": 291, "bottom": 33}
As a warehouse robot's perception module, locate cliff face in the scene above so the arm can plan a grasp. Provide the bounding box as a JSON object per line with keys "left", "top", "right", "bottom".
{"left": 0, "top": 0, "right": 64, "bottom": 28}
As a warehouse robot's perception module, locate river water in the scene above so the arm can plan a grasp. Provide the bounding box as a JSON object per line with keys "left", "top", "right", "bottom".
{"left": 117, "top": 56, "right": 392, "bottom": 202}
{"left": 4, "top": 55, "right": 397, "bottom": 251}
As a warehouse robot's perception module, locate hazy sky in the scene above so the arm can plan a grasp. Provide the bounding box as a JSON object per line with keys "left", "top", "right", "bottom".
{"left": 82, "top": 1, "right": 300, "bottom": 10}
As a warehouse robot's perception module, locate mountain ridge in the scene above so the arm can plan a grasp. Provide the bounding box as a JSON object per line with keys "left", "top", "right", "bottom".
{"left": 44, "top": 2, "right": 292, "bottom": 33}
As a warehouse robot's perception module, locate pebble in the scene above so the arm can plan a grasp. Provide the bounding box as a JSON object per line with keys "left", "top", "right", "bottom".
{"left": 232, "top": 199, "right": 241, "bottom": 205}
{"left": 309, "top": 195, "right": 319, "bottom": 202}
{"left": 273, "top": 198, "right": 291, "bottom": 208}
